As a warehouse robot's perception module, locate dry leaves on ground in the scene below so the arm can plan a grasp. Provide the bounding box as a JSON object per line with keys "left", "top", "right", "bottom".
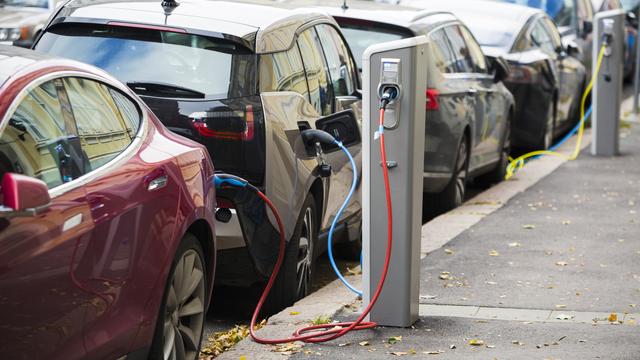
{"left": 200, "top": 320, "right": 267, "bottom": 358}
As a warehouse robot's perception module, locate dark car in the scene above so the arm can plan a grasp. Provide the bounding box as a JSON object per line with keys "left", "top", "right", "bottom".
{"left": 286, "top": 0, "right": 514, "bottom": 211}
{"left": 402, "top": 0, "right": 587, "bottom": 150}
{"left": 34, "top": 0, "right": 364, "bottom": 311}
{"left": 0, "top": 45, "right": 216, "bottom": 360}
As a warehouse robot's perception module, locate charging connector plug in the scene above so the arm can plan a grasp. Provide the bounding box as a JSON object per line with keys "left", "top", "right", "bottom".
{"left": 379, "top": 87, "right": 399, "bottom": 110}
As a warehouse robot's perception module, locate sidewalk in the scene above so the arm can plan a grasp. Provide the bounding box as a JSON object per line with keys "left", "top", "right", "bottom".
{"left": 220, "top": 124, "right": 639, "bottom": 359}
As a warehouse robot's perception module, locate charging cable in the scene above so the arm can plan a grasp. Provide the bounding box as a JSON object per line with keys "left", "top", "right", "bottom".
{"left": 505, "top": 43, "right": 607, "bottom": 179}
{"left": 213, "top": 91, "right": 397, "bottom": 345}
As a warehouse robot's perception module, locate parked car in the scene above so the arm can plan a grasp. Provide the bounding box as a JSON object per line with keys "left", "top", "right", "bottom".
{"left": 34, "top": 0, "right": 364, "bottom": 311}
{"left": 0, "top": 0, "right": 64, "bottom": 47}
{"left": 592, "top": 0, "right": 638, "bottom": 80}
{"left": 0, "top": 45, "right": 216, "bottom": 360}
{"left": 480, "top": 0, "right": 595, "bottom": 76}
{"left": 402, "top": 0, "right": 587, "bottom": 150}
{"left": 285, "top": 0, "right": 514, "bottom": 211}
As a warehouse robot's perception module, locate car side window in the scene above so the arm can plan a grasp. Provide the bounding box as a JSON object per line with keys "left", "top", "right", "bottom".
{"left": 259, "top": 45, "right": 309, "bottom": 101}
{"left": 578, "top": 0, "right": 594, "bottom": 22}
{"left": 429, "top": 29, "right": 457, "bottom": 74}
{"left": 459, "top": 26, "right": 488, "bottom": 74}
{"left": 315, "top": 24, "right": 357, "bottom": 97}
{"left": 0, "top": 79, "right": 85, "bottom": 188}
{"left": 541, "top": 17, "right": 563, "bottom": 50}
{"left": 444, "top": 25, "right": 475, "bottom": 73}
{"left": 63, "top": 77, "right": 135, "bottom": 170}
{"left": 109, "top": 89, "right": 141, "bottom": 139}
{"left": 551, "top": 0, "right": 576, "bottom": 28}
{"left": 297, "top": 28, "right": 333, "bottom": 116}
{"left": 530, "top": 20, "right": 557, "bottom": 55}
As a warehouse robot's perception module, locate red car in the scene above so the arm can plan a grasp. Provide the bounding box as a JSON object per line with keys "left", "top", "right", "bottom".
{"left": 0, "top": 45, "right": 216, "bottom": 360}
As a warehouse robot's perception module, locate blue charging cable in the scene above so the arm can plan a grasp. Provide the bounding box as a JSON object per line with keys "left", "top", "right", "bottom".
{"left": 327, "top": 140, "right": 362, "bottom": 296}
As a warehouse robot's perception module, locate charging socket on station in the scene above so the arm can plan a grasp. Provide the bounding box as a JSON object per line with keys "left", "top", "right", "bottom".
{"left": 377, "top": 58, "right": 402, "bottom": 129}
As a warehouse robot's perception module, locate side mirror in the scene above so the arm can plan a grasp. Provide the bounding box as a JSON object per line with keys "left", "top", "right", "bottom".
{"left": 565, "top": 40, "right": 582, "bottom": 57}
{"left": 582, "top": 20, "right": 593, "bottom": 37}
{"left": 0, "top": 173, "right": 50, "bottom": 217}
{"left": 627, "top": 11, "right": 639, "bottom": 29}
{"left": 489, "top": 56, "right": 510, "bottom": 83}
{"left": 309, "top": 110, "right": 361, "bottom": 153}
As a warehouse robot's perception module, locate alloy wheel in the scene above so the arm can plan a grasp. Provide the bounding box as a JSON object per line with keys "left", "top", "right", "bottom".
{"left": 454, "top": 140, "right": 468, "bottom": 206}
{"left": 296, "top": 206, "right": 314, "bottom": 299}
{"left": 163, "top": 249, "right": 206, "bottom": 360}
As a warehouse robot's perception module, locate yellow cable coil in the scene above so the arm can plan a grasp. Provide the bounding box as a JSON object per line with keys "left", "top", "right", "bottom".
{"left": 505, "top": 45, "right": 607, "bottom": 180}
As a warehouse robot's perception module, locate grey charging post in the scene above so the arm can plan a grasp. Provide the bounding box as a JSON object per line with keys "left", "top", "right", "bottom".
{"left": 362, "top": 36, "right": 428, "bottom": 327}
{"left": 592, "top": 9, "right": 625, "bottom": 156}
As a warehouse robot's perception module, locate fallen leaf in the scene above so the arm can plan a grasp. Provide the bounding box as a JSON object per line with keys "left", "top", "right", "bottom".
{"left": 289, "top": 311, "right": 300, "bottom": 315}
{"left": 387, "top": 336, "right": 402, "bottom": 345}
{"left": 420, "top": 295, "right": 437, "bottom": 300}
{"left": 468, "top": 339, "right": 484, "bottom": 346}
{"left": 486, "top": 344, "right": 495, "bottom": 349}
{"left": 439, "top": 273, "right": 450, "bottom": 280}
{"left": 508, "top": 242, "right": 522, "bottom": 247}
{"left": 562, "top": 220, "right": 572, "bottom": 225}
{"left": 485, "top": 281, "right": 497, "bottom": 285}
{"left": 489, "top": 250, "right": 500, "bottom": 257}
{"left": 390, "top": 351, "right": 408, "bottom": 356}
{"left": 240, "top": 356, "right": 247, "bottom": 360}
{"left": 409, "top": 348, "right": 417, "bottom": 355}
{"left": 346, "top": 267, "right": 362, "bottom": 275}
{"left": 338, "top": 342, "right": 350, "bottom": 347}
{"left": 608, "top": 313, "right": 618, "bottom": 322}
{"left": 511, "top": 340, "right": 524, "bottom": 346}
{"left": 556, "top": 261, "right": 568, "bottom": 266}
{"left": 359, "top": 341, "right": 370, "bottom": 347}
{"left": 578, "top": 339, "right": 587, "bottom": 343}
{"left": 522, "top": 224, "right": 536, "bottom": 229}
{"left": 444, "top": 248, "right": 454, "bottom": 255}
{"left": 450, "top": 345, "right": 456, "bottom": 349}
{"left": 423, "top": 350, "right": 444, "bottom": 355}
{"left": 555, "top": 304, "right": 567, "bottom": 309}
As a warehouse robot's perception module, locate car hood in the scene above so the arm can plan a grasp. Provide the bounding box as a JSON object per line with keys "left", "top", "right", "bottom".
{"left": 0, "top": 7, "right": 50, "bottom": 27}
{"left": 481, "top": 45, "right": 522, "bottom": 63}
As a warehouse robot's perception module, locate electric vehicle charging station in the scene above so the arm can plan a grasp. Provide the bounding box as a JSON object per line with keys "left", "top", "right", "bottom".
{"left": 362, "top": 37, "right": 429, "bottom": 327}
{"left": 592, "top": 9, "right": 625, "bottom": 157}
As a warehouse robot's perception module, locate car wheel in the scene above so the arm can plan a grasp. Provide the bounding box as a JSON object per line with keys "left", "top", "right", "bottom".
{"left": 539, "top": 101, "right": 555, "bottom": 150}
{"left": 149, "top": 234, "right": 207, "bottom": 360}
{"left": 429, "top": 135, "right": 469, "bottom": 214}
{"left": 476, "top": 116, "right": 511, "bottom": 186}
{"left": 263, "top": 194, "right": 317, "bottom": 314}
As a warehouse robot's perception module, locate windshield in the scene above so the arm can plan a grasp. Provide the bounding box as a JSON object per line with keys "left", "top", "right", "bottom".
{"left": 0, "top": 0, "right": 48, "bottom": 8}
{"left": 621, "top": 0, "right": 639, "bottom": 10}
{"left": 35, "top": 24, "right": 257, "bottom": 99}
{"left": 339, "top": 25, "right": 409, "bottom": 69}
{"left": 492, "top": 0, "right": 575, "bottom": 27}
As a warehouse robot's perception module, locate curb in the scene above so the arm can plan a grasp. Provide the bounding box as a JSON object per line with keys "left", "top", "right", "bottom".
{"left": 217, "top": 129, "right": 593, "bottom": 360}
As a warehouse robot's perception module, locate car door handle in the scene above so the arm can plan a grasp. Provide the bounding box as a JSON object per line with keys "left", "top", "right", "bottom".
{"left": 62, "top": 213, "right": 83, "bottom": 232}
{"left": 467, "top": 88, "right": 478, "bottom": 95}
{"left": 147, "top": 175, "right": 168, "bottom": 192}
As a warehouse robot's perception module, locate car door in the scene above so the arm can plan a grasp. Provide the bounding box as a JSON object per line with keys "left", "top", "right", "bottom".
{"left": 459, "top": 25, "right": 507, "bottom": 168}
{"left": 60, "top": 77, "right": 182, "bottom": 359}
{"left": 0, "top": 78, "right": 94, "bottom": 360}
{"left": 541, "top": 16, "right": 583, "bottom": 130}
{"left": 314, "top": 24, "right": 362, "bottom": 226}
{"left": 443, "top": 25, "right": 486, "bottom": 169}
{"left": 427, "top": 27, "right": 476, "bottom": 172}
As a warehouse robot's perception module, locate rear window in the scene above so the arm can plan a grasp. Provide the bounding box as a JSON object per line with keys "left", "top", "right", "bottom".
{"left": 496, "top": 0, "right": 575, "bottom": 27}
{"left": 35, "top": 24, "right": 257, "bottom": 99}
{"left": 337, "top": 22, "right": 411, "bottom": 69}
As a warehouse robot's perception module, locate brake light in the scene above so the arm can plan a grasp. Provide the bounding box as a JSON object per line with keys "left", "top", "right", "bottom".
{"left": 426, "top": 89, "right": 439, "bottom": 110}
{"left": 507, "top": 65, "right": 534, "bottom": 83}
{"left": 107, "top": 21, "right": 187, "bottom": 33}
{"left": 190, "top": 105, "right": 255, "bottom": 141}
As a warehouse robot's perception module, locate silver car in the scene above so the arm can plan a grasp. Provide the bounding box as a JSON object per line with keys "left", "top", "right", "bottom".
{"left": 0, "top": 0, "right": 64, "bottom": 46}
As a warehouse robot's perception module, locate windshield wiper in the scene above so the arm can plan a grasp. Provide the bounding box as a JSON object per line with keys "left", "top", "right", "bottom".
{"left": 126, "top": 81, "right": 206, "bottom": 99}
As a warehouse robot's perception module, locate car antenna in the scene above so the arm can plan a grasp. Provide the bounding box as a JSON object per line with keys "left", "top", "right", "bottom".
{"left": 161, "top": 0, "right": 179, "bottom": 23}
{"left": 341, "top": 0, "right": 348, "bottom": 11}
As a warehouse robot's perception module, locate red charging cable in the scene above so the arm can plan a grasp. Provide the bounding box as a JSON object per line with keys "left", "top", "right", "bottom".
{"left": 249, "top": 108, "right": 393, "bottom": 344}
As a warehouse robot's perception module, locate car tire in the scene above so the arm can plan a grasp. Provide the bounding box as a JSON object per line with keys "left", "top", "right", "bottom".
{"left": 149, "top": 233, "right": 207, "bottom": 360}
{"left": 476, "top": 115, "right": 511, "bottom": 186}
{"left": 263, "top": 194, "right": 318, "bottom": 315}
{"left": 538, "top": 100, "right": 555, "bottom": 150}
{"left": 428, "top": 135, "right": 469, "bottom": 214}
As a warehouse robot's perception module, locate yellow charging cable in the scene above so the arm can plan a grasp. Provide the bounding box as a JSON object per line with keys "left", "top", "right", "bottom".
{"left": 505, "top": 44, "right": 607, "bottom": 180}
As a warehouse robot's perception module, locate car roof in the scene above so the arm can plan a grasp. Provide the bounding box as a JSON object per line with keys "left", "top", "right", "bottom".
{"left": 276, "top": 0, "right": 458, "bottom": 32}
{"left": 0, "top": 45, "right": 48, "bottom": 86}
{"left": 400, "top": 0, "right": 542, "bottom": 51}
{"left": 56, "top": 0, "right": 336, "bottom": 53}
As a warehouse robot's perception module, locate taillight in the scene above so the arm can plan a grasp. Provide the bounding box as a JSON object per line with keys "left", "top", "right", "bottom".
{"left": 190, "top": 104, "right": 255, "bottom": 141}
{"left": 426, "top": 89, "right": 439, "bottom": 110}
{"left": 507, "top": 65, "right": 534, "bottom": 83}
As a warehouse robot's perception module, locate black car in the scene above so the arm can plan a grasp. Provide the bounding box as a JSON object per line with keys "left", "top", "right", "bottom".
{"left": 403, "top": 0, "right": 587, "bottom": 150}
